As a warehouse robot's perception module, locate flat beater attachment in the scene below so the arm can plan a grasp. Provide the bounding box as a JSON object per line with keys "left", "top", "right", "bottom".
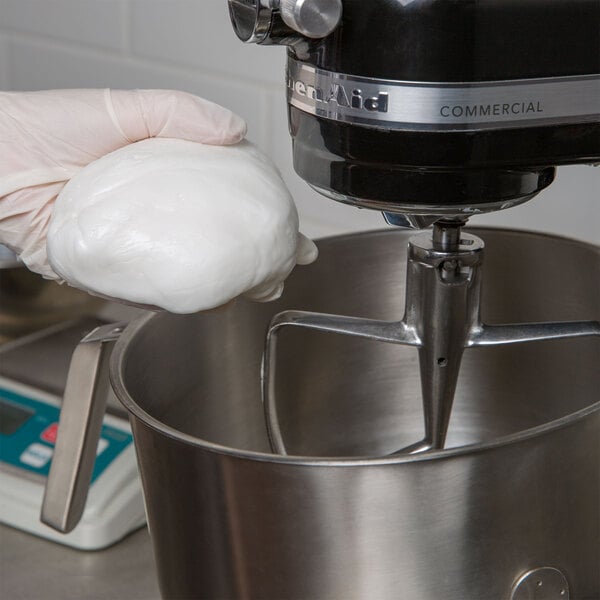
{"left": 262, "top": 221, "right": 600, "bottom": 456}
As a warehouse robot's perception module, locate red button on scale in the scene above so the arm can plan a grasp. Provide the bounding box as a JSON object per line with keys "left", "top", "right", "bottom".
{"left": 41, "top": 423, "right": 59, "bottom": 444}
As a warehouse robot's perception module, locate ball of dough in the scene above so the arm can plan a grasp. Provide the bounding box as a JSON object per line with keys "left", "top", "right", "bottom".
{"left": 47, "top": 138, "right": 316, "bottom": 313}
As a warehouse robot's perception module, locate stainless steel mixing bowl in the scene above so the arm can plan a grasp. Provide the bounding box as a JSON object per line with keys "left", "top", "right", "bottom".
{"left": 53, "top": 228, "right": 600, "bottom": 599}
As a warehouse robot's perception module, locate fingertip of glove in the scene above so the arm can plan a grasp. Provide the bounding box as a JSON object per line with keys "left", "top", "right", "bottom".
{"left": 125, "top": 89, "right": 247, "bottom": 146}
{"left": 232, "top": 114, "right": 248, "bottom": 141}
{"left": 296, "top": 234, "right": 319, "bottom": 265}
{"left": 219, "top": 112, "right": 248, "bottom": 145}
{"left": 160, "top": 89, "right": 247, "bottom": 145}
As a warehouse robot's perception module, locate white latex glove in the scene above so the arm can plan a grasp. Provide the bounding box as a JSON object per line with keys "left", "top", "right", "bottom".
{"left": 0, "top": 89, "right": 247, "bottom": 279}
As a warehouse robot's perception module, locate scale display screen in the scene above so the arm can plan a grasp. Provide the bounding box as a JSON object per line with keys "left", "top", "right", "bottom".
{"left": 0, "top": 399, "right": 34, "bottom": 436}
{"left": 0, "top": 384, "right": 132, "bottom": 482}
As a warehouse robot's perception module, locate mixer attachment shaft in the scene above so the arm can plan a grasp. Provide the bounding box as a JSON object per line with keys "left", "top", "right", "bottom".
{"left": 262, "top": 222, "right": 600, "bottom": 457}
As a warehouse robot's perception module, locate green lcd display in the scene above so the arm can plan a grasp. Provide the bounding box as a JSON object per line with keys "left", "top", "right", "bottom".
{"left": 0, "top": 398, "right": 34, "bottom": 436}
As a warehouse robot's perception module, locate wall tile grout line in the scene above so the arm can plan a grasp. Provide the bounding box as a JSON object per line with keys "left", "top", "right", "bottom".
{"left": 120, "top": 1, "right": 132, "bottom": 55}
{"left": 0, "top": 34, "right": 11, "bottom": 90}
{"left": 4, "top": 28, "right": 283, "bottom": 93}
{"left": 0, "top": 0, "right": 126, "bottom": 54}
{"left": 0, "top": 24, "right": 128, "bottom": 59}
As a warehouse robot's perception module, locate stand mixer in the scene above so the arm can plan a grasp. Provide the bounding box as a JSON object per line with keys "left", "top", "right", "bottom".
{"left": 228, "top": 0, "right": 600, "bottom": 455}
{"left": 37, "top": 3, "right": 599, "bottom": 598}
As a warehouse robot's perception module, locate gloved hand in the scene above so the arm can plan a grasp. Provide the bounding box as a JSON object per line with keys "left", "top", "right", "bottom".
{"left": 0, "top": 89, "right": 247, "bottom": 279}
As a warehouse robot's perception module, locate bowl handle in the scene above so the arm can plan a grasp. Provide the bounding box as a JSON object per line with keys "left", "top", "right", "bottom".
{"left": 40, "top": 322, "right": 126, "bottom": 533}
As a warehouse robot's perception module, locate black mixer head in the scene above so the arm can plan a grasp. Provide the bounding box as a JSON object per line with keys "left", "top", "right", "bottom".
{"left": 230, "top": 0, "right": 600, "bottom": 226}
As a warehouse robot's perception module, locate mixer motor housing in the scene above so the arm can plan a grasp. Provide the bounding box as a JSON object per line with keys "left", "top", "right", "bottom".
{"left": 230, "top": 0, "right": 600, "bottom": 222}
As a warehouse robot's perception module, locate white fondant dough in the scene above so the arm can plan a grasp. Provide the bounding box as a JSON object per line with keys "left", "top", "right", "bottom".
{"left": 47, "top": 138, "right": 317, "bottom": 313}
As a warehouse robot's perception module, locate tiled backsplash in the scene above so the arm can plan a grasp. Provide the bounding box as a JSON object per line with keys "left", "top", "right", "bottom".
{"left": 1, "top": 0, "right": 598, "bottom": 242}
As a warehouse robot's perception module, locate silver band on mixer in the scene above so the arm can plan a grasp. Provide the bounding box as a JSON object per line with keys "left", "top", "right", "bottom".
{"left": 287, "top": 58, "right": 600, "bottom": 131}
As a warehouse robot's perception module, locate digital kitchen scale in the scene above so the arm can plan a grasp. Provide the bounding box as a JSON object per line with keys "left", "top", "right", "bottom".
{"left": 0, "top": 318, "right": 145, "bottom": 550}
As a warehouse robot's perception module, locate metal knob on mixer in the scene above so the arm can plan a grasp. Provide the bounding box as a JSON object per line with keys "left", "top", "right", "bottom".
{"left": 280, "top": 0, "right": 342, "bottom": 38}
{"left": 228, "top": 0, "right": 275, "bottom": 44}
{"left": 228, "top": 0, "right": 341, "bottom": 44}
